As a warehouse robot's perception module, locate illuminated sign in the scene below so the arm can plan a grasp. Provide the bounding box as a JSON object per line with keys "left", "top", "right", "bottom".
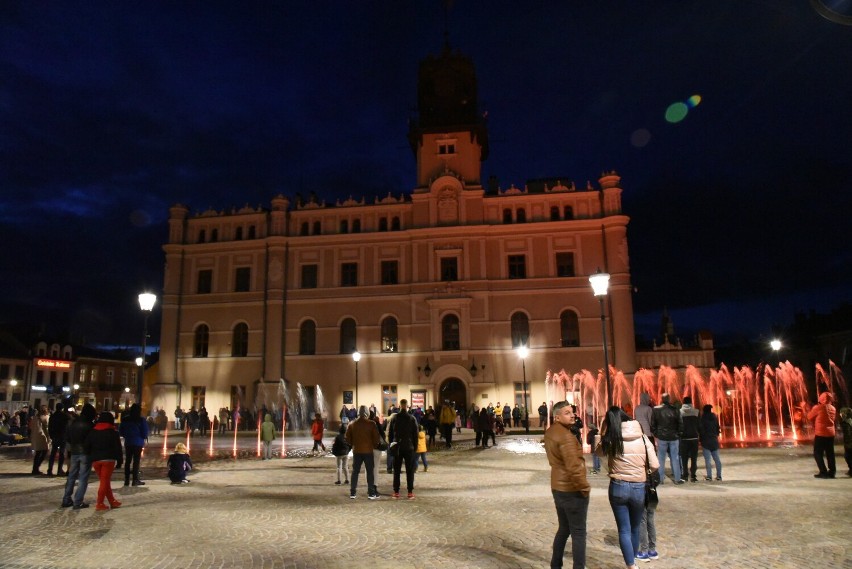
{"left": 36, "top": 359, "right": 71, "bottom": 369}
{"left": 32, "top": 385, "right": 47, "bottom": 391}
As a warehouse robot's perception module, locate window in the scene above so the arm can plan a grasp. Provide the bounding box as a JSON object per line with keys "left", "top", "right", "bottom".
{"left": 91, "top": 368, "right": 98, "bottom": 383}
{"left": 340, "top": 219, "right": 349, "bottom": 234}
{"left": 382, "top": 385, "right": 398, "bottom": 414}
{"left": 49, "top": 371, "right": 56, "bottom": 386}
{"left": 197, "top": 270, "right": 213, "bottom": 294}
{"left": 381, "top": 260, "right": 398, "bottom": 285}
{"left": 62, "top": 372, "right": 69, "bottom": 386}
{"left": 194, "top": 324, "right": 209, "bottom": 357}
{"left": 391, "top": 217, "right": 401, "bottom": 231}
{"left": 514, "top": 382, "right": 530, "bottom": 409}
{"left": 556, "top": 252, "right": 575, "bottom": 277}
{"left": 560, "top": 310, "right": 580, "bottom": 347}
{"left": 340, "top": 318, "right": 357, "bottom": 354}
{"left": 105, "top": 368, "right": 114, "bottom": 384}
{"left": 564, "top": 206, "right": 574, "bottom": 220}
{"left": 550, "top": 206, "right": 560, "bottom": 221}
{"left": 210, "top": 228, "right": 218, "bottom": 242}
{"left": 341, "top": 262, "right": 358, "bottom": 287}
{"left": 232, "top": 323, "right": 248, "bottom": 357}
{"left": 192, "top": 386, "right": 206, "bottom": 412}
{"left": 248, "top": 225, "right": 256, "bottom": 239}
{"left": 313, "top": 221, "right": 322, "bottom": 235}
{"left": 381, "top": 317, "right": 398, "bottom": 352}
{"left": 36, "top": 370, "right": 44, "bottom": 384}
{"left": 516, "top": 208, "right": 526, "bottom": 223}
{"left": 299, "top": 321, "right": 316, "bottom": 355}
{"left": 198, "top": 229, "right": 206, "bottom": 243}
{"left": 379, "top": 218, "right": 388, "bottom": 232}
{"left": 352, "top": 219, "right": 361, "bottom": 233}
{"left": 440, "top": 257, "right": 458, "bottom": 281}
{"left": 300, "top": 222, "right": 309, "bottom": 236}
{"left": 510, "top": 312, "right": 530, "bottom": 348}
{"left": 301, "top": 264, "right": 318, "bottom": 289}
{"left": 503, "top": 209, "right": 512, "bottom": 224}
{"left": 235, "top": 227, "right": 243, "bottom": 240}
{"left": 442, "top": 314, "right": 460, "bottom": 350}
{"left": 0, "top": 365, "right": 7, "bottom": 379}
{"left": 438, "top": 143, "right": 455, "bottom": 154}
{"left": 78, "top": 365, "right": 87, "bottom": 384}
{"left": 235, "top": 267, "right": 251, "bottom": 292}
{"left": 508, "top": 255, "right": 527, "bottom": 279}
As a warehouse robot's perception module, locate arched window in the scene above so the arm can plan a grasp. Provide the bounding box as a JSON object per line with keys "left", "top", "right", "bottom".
{"left": 503, "top": 209, "right": 513, "bottom": 224}
{"left": 379, "top": 217, "right": 388, "bottom": 232}
{"left": 340, "top": 318, "right": 357, "bottom": 354}
{"left": 193, "top": 324, "right": 209, "bottom": 358}
{"left": 340, "top": 219, "right": 349, "bottom": 234}
{"left": 381, "top": 317, "right": 398, "bottom": 353}
{"left": 563, "top": 206, "right": 574, "bottom": 220}
{"left": 441, "top": 314, "right": 460, "bottom": 351}
{"left": 300, "top": 222, "right": 309, "bottom": 236}
{"left": 550, "top": 206, "right": 560, "bottom": 221}
{"left": 235, "top": 227, "right": 243, "bottom": 240}
{"left": 352, "top": 219, "right": 361, "bottom": 233}
{"left": 313, "top": 221, "right": 322, "bottom": 235}
{"left": 210, "top": 228, "right": 218, "bottom": 242}
{"left": 391, "top": 217, "right": 401, "bottom": 231}
{"left": 299, "top": 320, "right": 316, "bottom": 355}
{"left": 231, "top": 323, "right": 248, "bottom": 357}
{"left": 248, "top": 225, "right": 256, "bottom": 239}
{"left": 516, "top": 208, "right": 527, "bottom": 223}
{"left": 510, "top": 312, "right": 530, "bottom": 348}
{"left": 560, "top": 310, "right": 580, "bottom": 347}
{"left": 198, "top": 229, "right": 206, "bottom": 243}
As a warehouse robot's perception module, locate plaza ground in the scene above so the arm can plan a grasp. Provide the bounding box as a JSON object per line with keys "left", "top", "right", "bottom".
{"left": 0, "top": 430, "right": 849, "bottom": 569}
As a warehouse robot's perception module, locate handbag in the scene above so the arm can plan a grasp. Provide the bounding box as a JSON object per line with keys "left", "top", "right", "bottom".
{"left": 643, "top": 435, "right": 659, "bottom": 509}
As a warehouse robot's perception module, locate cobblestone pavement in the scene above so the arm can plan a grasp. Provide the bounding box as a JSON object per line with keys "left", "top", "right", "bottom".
{"left": 0, "top": 431, "right": 850, "bottom": 569}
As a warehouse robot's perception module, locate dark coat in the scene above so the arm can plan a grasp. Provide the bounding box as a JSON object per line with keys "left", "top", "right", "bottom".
{"left": 84, "top": 424, "right": 124, "bottom": 466}
{"left": 651, "top": 402, "right": 683, "bottom": 441}
{"left": 698, "top": 411, "right": 720, "bottom": 451}
{"left": 66, "top": 405, "right": 96, "bottom": 455}
{"left": 388, "top": 410, "right": 418, "bottom": 453}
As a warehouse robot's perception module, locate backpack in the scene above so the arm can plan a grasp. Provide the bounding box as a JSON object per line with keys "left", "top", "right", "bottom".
{"left": 331, "top": 433, "right": 351, "bottom": 456}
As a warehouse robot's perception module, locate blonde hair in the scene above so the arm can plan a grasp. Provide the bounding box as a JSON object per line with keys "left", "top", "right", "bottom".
{"left": 175, "top": 443, "right": 188, "bottom": 453}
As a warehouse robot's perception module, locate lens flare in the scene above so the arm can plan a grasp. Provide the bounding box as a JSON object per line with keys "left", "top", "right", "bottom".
{"left": 665, "top": 102, "right": 689, "bottom": 123}
{"left": 687, "top": 94, "right": 702, "bottom": 108}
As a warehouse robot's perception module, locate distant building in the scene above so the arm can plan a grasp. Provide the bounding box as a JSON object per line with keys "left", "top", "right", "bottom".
{"left": 155, "top": 44, "right": 637, "bottom": 422}
{"left": 634, "top": 310, "right": 715, "bottom": 374}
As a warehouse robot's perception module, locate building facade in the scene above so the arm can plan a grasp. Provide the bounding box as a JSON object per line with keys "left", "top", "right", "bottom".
{"left": 154, "top": 46, "right": 637, "bottom": 424}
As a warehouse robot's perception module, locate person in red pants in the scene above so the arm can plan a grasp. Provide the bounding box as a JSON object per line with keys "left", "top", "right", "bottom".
{"left": 84, "top": 412, "right": 124, "bottom": 511}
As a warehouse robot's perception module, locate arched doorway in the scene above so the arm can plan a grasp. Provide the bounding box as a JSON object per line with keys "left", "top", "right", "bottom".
{"left": 437, "top": 378, "right": 467, "bottom": 419}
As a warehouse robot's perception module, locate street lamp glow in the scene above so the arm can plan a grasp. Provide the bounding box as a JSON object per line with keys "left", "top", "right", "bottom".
{"left": 590, "top": 269, "right": 612, "bottom": 408}
{"left": 9, "top": 379, "right": 17, "bottom": 387}
{"left": 352, "top": 351, "right": 361, "bottom": 408}
{"left": 73, "top": 383, "right": 79, "bottom": 390}
{"left": 124, "top": 387, "right": 130, "bottom": 393}
{"left": 138, "top": 292, "right": 157, "bottom": 312}
{"left": 352, "top": 351, "right": 361, "bottom": 363}
{"left": 589, "top": 270, "right": 611, "bottom": 296}
{"left": 135, "top": 356, "right": 144, "bottom": 367}
{"left": 137, "top": 291, "right": 157, "bottom": 407}
{"left": 517, "top": 345, "right": 530, "bottom": 434}
{"left": 517, "top": 345, "right": 529, "bottom": 360}
{"left": 770, "top": 339, "right": 782, "bottom": 351}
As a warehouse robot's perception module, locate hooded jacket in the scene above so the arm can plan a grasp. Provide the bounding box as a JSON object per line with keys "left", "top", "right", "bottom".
{"left": 597, "top": 420, "right": 660, "bottom": 483}
{"left": 633, "top": 393, "right": 653, "bottom": 436}
{"left": 260, "top": 414, "right": 276, "bottom": 442}
{"left": 119, "top": 404, "right": 149, "bottom": 447}
{"left": 680, "top": 403, "right": 700, "bottom": 440}
{"left": 544, "top": 420, "right": 591, "bottom": 496}
{"left": 67, "top": 404, "right": 97, "bottom": 455}
{"left": 808, "top": 392, "right": 837, "bottom": 438}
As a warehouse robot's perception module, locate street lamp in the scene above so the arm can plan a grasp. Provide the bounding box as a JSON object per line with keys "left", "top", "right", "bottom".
{"left": 352, "top": 351, "right": 361, "bottom": 408}
{"left": 589, "top": 269, "right": 612, "bottom": 408}
{"left": 517, "top": 345, "right": 529, "bottom": 434}
{"left": 770, "top": 339, "right": 782, "bottom": 365}
{"left": 9, "top": 379, "right": 17, "bottom": 403}
{"left": 138, "top": 292, "right": 157, "bottom": 406}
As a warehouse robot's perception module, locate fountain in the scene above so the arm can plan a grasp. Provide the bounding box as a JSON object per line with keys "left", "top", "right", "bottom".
{"left": 545, "top": 360, "right": 848, "bottom": 445}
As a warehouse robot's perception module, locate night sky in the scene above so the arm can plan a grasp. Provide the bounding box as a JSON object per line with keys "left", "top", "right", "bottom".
{"left": 2, "top": 2, "right": 851, "bottom": 351}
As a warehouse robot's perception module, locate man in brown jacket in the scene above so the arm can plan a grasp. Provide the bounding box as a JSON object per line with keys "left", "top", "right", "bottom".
{"left": 544, "top": 401, "right": 591, "bottom": 569}
{"left": 345, "top": 405, "right": 380, "bottom": 499}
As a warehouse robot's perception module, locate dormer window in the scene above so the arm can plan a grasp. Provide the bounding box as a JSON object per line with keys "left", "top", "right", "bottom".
{"left": 437, "top": 138, "right": 457, "bottom": 156}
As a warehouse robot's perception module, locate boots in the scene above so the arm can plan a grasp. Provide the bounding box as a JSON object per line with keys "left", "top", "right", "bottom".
{"left": 132, "top": 477, "right": 145, "bottom": 486}
{"left": 124, "top": 476, "right": 130, "bottom": 487}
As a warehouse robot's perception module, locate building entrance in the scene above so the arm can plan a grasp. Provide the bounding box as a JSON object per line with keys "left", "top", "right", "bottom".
{"left": 437, "top": 378, "right": 467, "bottom": 419}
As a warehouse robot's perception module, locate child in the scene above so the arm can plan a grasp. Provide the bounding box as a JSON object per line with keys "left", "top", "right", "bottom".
{"left": 331, "top": 424, "right": 351, "bottom": 485}
{"left": 415, "top": 423, "right": 429, "bottom": 472}
{"left": 455, "top": 411, "right": 462, "bottom": 434}
{"left": 586, "top": 424, "right": 601, "bottom": 474}
{"left": 310, "top": 413, "right": 326, "bottom": 454}
{"left": 167, "top": 442, "right": 193, "bottom": 484}
{"left": 260, "top": 413, "right": 276, "bottom": 460}
{"left": 636, "top": 469, "right": 660, "bottom": 561}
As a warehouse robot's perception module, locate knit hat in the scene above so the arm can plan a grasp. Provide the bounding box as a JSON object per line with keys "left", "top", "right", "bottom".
{"left": 96, "top": 411, "right": 115, "bottom": 424}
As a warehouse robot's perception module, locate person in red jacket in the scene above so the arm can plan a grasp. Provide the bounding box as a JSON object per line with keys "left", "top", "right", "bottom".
{"left": 310, "top": 413, "right": 326, "bottom": 454}
{"left": 807, "top": 392, "right": 837, "bottom": 479}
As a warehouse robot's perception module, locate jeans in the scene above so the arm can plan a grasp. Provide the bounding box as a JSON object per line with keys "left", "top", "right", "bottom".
{"left": 657, "top": 439, "right": 681, "bottom": 483}
{"left": 702, "top": 447, "right": 722, "bottom": 479}
{"left": 608, "top": 480, "right": 646, "bottom": 567}
{"left": 393, "top": 450, "right": 416, "bottom": 493}
{"left": 62, "top": 454, "right": 90, "bottom": 506}
{"left": 372, "top": 449, "right": 382, "bottom": 494}
{"left": 336, "top": 455, "right": 349, "bottom": 482}
{"left": 91, "top": 460, "right": 118, "bottom": 506}
{"left": 441, "top": 424, "right": 453, "bottom": 447}
{"left": 639, "top": 507, "right": 656, "bottom": 551}
{"left": 679, "top": 439, "right": 698, "bottom": 480}
{"left": 415, "top": 452, "right": 428, "bottom": 471}
{"left": 48, "top": 440, "right": 66, "bottom": 474}
{"left": 592, "top": 453, "right": 601, "bottom": 471}
{"left": 124, "top": 445, "right": 143, "bottom": 482}
{"left": 550, "top": 490, "right": 588, "bottom": 569}
{"left": 350, "top": 453, "right": 375, "bottom": 496}
{"left": 813, "top": 436, "right": 836, "bottom": 475}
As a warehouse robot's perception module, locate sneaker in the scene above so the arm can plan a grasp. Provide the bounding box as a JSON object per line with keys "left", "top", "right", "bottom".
{"left": 72, "top": 502, "right": 89, "bottom": 510}
{"left": 95, "top": 504, "right": 110, "bottom": 511}
{"left": 690, "top": 477, "right": 698, "bottom": 483}
{"left": 181, "top": 479, "right": 190, "bottom": 484}
{"left": 648, "top": 550, "right": 659, "bottom": 560}
{"left": 335, "top": 480, "right": 341, "bottom": 485}
{"left": 61, "top": 501, "right": 73, "bottom": 508}
{"left": 715, "top": 476, "right": 722, "bottom": 481}
{"left": 636, "top": 551, "right": 650, "bottom": 562}
{"left": 814, "top": 473, "right": 829, "bottom": 478}
{"left": 674, "top": 479, "right": 685, "bottom": 485}
{"left": 132, "top": 480, "right": 146, "bottom": 486}
{"left": 349, "top": 494, "right": 357, "bottom": 499}
{"left": 368, "top": 494, "right": 378, "bottom": 500}
{"left": 344, "top": 480, "right": 349, "bottom": 484}
{"left": 704, "top": 476, "right": 712, "bottom": 481}
{"left": 109, "top": 500, "right": 122, "bottom": 508}
{"left": 392, "top": 492, "right": 400, "bottom": 499}
{"left": 407, "top": 492, "right": 415, "bottom": 500}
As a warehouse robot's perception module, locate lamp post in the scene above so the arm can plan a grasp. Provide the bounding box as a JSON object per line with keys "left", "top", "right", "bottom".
{"left": 9, "top": 379, "right": 17, "bottom": 405}
{"left": 138, "top": 292, "right": 157, "bottom": 407}
{"left": 770, "top": 339, "right": 782, "bottom": 366}
{"left": 589, "top": 269, "right": 611, "bottom": 408}
{"left": 517, "top": 345, "right": 529, "bottom": 434}
{"left": 352, "top": 351, "right": 361, "bottom": 408}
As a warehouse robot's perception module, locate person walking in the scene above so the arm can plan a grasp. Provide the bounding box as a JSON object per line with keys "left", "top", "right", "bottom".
{"left": 85, "top": 412, "right": 124, "bottom": 511}
{"left": 414, "top": 423, "right": 429, "bottom": 472}
{"left": 61, "top": 403, "right": 96, "bottom": 509}
{"left": 439, "top": 400, "right": 455, "bottom": 448}
{"left": 808, "top": 392, "right": 837, "bottom": 478}
{"left": 544, "top": 401, "right": 591, "bottom": 569}
{"left": 597, "top": 406, "right": 660, "bottom": 569}
{"left": 46, "top": 403, "right": 70, "bottom": 476}
{"left": 389, "top": 399, "right": 418, "bottom": 499}
{"left": 539, "top": 402, "right": 548, "bottom": 427}
{"left": 699, "top": 404, "right": 722, "bottom": 481}
{"left": 345, "top": 406, "right": 379, "bottom": 499}
{"left": 650, "top": 393, "right": 683, "bottom": 484}
{"left": 310, "top": 413, "right": 326, "bottom": 454}
{"left": 633, "top": 393, "right": 654, "bottom": 446}
{"left": 331, "top": 424, "right": 351, "bottom": 485}
{"left": 260, "top": 413, "right": 276, "bottom": 460}
{"left": 679, "top": 396, "right": 700, "bottom": 482}
{"left": 29, "top": 405, "right": 51, "bottom": 475}
{"left": 119, "top": 403, "right": 148, "bottom": 486}
{"left": 167, "top": 442, "right": 193, "bottom": 483}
